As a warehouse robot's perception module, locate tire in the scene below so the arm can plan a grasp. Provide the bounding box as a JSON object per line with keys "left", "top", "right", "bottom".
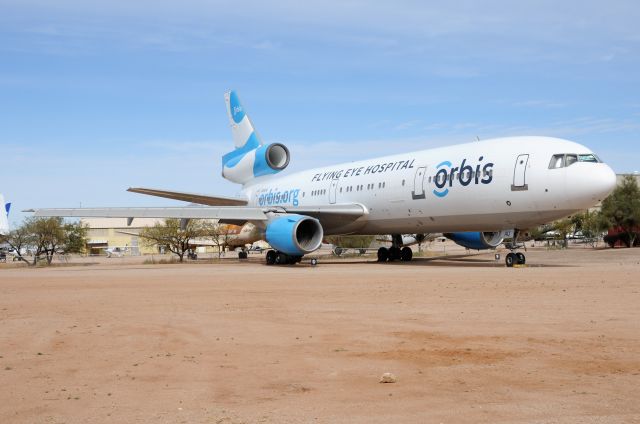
{"left": 401, "top": 247, "right": 413, "bottom": 262}
{"left": 276, "top": 252, "right": 289, "bottom": 265}
{"left": 505, "top": 252, "right": 516, "bottom": 267}
{"left": 310, "top": 258, "right": 318, "bottom": 266}
{"left": 377, "top": 247, "right": 389, "bottom": 262}
{"left": 516, "top": 252, "right": 525, "bottom": 265}
{"left": 388, "top": 247, "right": 401, "bottom": 262}
{"left": 265, "top": 250, "right": 277, "bottom": 265}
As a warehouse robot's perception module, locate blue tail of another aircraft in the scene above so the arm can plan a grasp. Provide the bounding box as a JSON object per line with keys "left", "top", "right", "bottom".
{"left": 221, "top": 91, "right": 290, "bottom": 185}
{"left": 0, "top": 194, "right": 9, "bottom": 235}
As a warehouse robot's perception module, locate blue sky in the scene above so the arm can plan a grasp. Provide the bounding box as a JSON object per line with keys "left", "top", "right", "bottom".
{"left": 1, "top": 0, "right": 639, "bottom": 224}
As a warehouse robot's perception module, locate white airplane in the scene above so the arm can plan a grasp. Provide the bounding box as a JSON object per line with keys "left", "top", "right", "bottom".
{"left": 0, "top": 194, "right": 11, "bottom": 236}
{"left": 29, "top": 91, "right": 617, "bottom": 267}
{"left": 99, "top": 246, "right": 129, "bottom": 258}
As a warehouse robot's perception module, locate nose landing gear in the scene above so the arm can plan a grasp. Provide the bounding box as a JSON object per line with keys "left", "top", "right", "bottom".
{"left": 505, "top": 229, "right": 526, "bottom": 267}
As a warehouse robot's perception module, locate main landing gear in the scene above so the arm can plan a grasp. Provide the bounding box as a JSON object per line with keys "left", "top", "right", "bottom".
{"left": 377, "top": 234, "right": 413, "bottom": 262}
{"left": 505, "top": 229, "right": 526, "bottom": 267}
{"left": 265, "top": 249, "right": 303, "bottom": 265}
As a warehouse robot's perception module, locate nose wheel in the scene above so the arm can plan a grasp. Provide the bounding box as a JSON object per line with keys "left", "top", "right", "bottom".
{"left": 505, "top": 252, "right": 526, "bottom": 267}
{"left": 505, "top": 229, "right": 527, "bottom": 267}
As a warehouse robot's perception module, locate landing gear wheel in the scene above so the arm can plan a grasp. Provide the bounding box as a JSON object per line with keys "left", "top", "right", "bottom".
{"left": 388, "top": 246, "right": 401, "bottom": 262}
{"left": 238, "top": 251, "right": 248, "bottom": 259}
{"left": 266, "top": 250, "right": 277, "bottom": 265}
{"left": 310, "top": 258, "right": 318, "bottom": 266}
{"left": 516, "top": 252, "right": 525, "bottom": 265}
{"left": 401, "top": 247, "right": 413, "bottom": 262}
{"left": 276, "top": 252, "right": 289, "bottom": 265}
{"left": 505, "top": 252, "right": 516, "bottom": 267}
{"left": 377, "top": 247, "right": 389, "bottom": 262}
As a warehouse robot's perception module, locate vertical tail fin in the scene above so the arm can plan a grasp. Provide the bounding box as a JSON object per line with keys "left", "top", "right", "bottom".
{"left": 222, "top": 91, "right": 290, "bottom": 185}
{"left": 224, "top": 90, "right": 262, "bottom": 151}
{"left": 0, "top": 194, "right": 9, "bottom": 236}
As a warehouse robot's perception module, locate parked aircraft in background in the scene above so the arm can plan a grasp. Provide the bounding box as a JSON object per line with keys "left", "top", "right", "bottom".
{"left": 29, "top": 91, "right": 617, "bottom": 267}
{"left": 0, "top": 194, "right": 11, "bottom": 236}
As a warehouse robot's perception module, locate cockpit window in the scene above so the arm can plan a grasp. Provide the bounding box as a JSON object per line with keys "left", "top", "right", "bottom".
{"left": 549, "top": 154, "right": 565, "bottom": 169}
{"left": 578, "top": 154, "right": 600, "bottom": 163}
{"left": 549, "top": 153, "right": 601, "bottom": 169}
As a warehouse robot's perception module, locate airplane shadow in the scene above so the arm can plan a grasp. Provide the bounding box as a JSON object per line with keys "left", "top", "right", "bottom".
{"left": 315, "top": 253, "right": 570, "bottom": 268}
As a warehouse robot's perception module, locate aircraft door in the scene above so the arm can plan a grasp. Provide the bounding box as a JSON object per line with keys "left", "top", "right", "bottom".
{"left": 412, "top": 166, "right": 427, "bottom": 199}
{"left": 329, "top": 175, "right": 339, "bottom": 204}
{"left": 511, "top": 154, "right": 529, "bottom": 191}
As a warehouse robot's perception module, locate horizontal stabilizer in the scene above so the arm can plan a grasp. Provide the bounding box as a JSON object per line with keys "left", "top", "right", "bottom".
{"left": 127, "top": 187, "right": 248, "bottom": 206}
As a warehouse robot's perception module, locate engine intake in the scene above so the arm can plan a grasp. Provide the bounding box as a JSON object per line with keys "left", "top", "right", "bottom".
{"left": 222, "top": 142, "right": 290, "bottom": 184}
{"left": 265, "top": 214, "right": 324, "bottom": 256}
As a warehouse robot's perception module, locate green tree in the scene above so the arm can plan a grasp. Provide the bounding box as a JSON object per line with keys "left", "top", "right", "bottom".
{"left": 325, "top": 235, "right": 375, "bottom": 253}
{"left": 580, "top": 210, "right": 608, "bottom": 239}
{"left": 2, "top": 217, "right": 68, "bottom": 265}
{"left": 28, "top": 217, "right": 67, "bottom": 265}
{"left": 63, "top": 222, "right": 89, "bottom": 254}
{"left": 201, "top": 221, "right": 241, "bottom": 259}
{"left": 553, "top": 218, "right": 573, "bottom": 248}
{"left": 570, "top": 212, "right": 586, "bottom": 234}
{"left": 139, "top": 219, "right": 205, "bottom": 262}
{"left": 1, "top": 224, "right": 35, "bottom": 265}
{"left": 600, "top": 175, "right": 640, "bottom": 247}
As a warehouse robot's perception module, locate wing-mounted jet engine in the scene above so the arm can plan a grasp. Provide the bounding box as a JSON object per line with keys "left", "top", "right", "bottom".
{"left": 443, "top": 231, "right": 510, "bottom": 250}
{"left": 263, "top": 214, "right": 324, "bottom": 265}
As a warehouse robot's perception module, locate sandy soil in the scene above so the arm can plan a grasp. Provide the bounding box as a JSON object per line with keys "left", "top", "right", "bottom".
{"left": 1, "top": 247, "right": 639, "bottom": 423}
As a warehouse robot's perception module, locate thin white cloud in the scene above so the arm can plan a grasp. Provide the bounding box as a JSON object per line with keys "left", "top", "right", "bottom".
{"left": 512, "top": 100, "right": 568, "bottom": 108}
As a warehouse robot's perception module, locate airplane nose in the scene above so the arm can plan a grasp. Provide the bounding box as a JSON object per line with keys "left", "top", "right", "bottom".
{"left": 583, "top": 164, "right": 617, "bottom": 204}
{"left": 567, "top": 163, "right": 617, "bottom": 210}
{"left": 597, "top": 164, "right": 618, "bottom": 201}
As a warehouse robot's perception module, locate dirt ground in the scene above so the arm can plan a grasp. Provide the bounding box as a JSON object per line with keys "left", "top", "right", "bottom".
{"left": 1, "top": 247, "right": 639, "bottom": 423}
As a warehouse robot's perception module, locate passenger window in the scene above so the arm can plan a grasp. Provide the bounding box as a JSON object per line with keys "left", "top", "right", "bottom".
{"left": 549, "top": 154, "right": 565, "bottom": 169}
{"left": 565, "top": 154, "right": 578, "bottom": 167}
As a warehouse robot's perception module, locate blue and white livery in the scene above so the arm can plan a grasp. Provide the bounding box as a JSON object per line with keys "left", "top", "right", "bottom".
{"left": 30, "top": 91, "right": 617, "bottom": 267}
{"left": 222, "top": 91, "right": 289, "bottom": 184}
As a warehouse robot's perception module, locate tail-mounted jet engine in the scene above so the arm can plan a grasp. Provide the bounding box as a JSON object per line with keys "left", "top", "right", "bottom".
{"left": 222, "top": 142, "right": 290, "bottom": 184}
{"left": 265, "top": 214, "right": 324, "bottom": 256}
{"left": 444, "top": 231, "right": 509, "bottom": 250}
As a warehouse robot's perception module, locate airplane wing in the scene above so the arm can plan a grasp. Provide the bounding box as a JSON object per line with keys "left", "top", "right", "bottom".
{"left": 127, "top": 187, "right": 248, "bottom": 206}
{"left": 25, "top": 204, "right": 367, "bottom": 226}
{"left": 26, "top": 206, "right": 268, "bottom": 222}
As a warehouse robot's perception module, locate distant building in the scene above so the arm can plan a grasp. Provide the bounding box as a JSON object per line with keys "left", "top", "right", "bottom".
{"left": 81, "top": 217, "right": 164, "bottom": 255}
{"left": 588, "top": 173, "right": 640, "bottom": 213}
{"left": 616, "top": 173, "right": 640, "bottom": 186}
{"left": 81, "top": 217, "right": 239, "bottom": 256}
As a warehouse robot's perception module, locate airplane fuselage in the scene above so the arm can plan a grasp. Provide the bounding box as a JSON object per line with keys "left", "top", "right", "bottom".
{"left": 242, "top": 136, "right": 616, "bottom": 235}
